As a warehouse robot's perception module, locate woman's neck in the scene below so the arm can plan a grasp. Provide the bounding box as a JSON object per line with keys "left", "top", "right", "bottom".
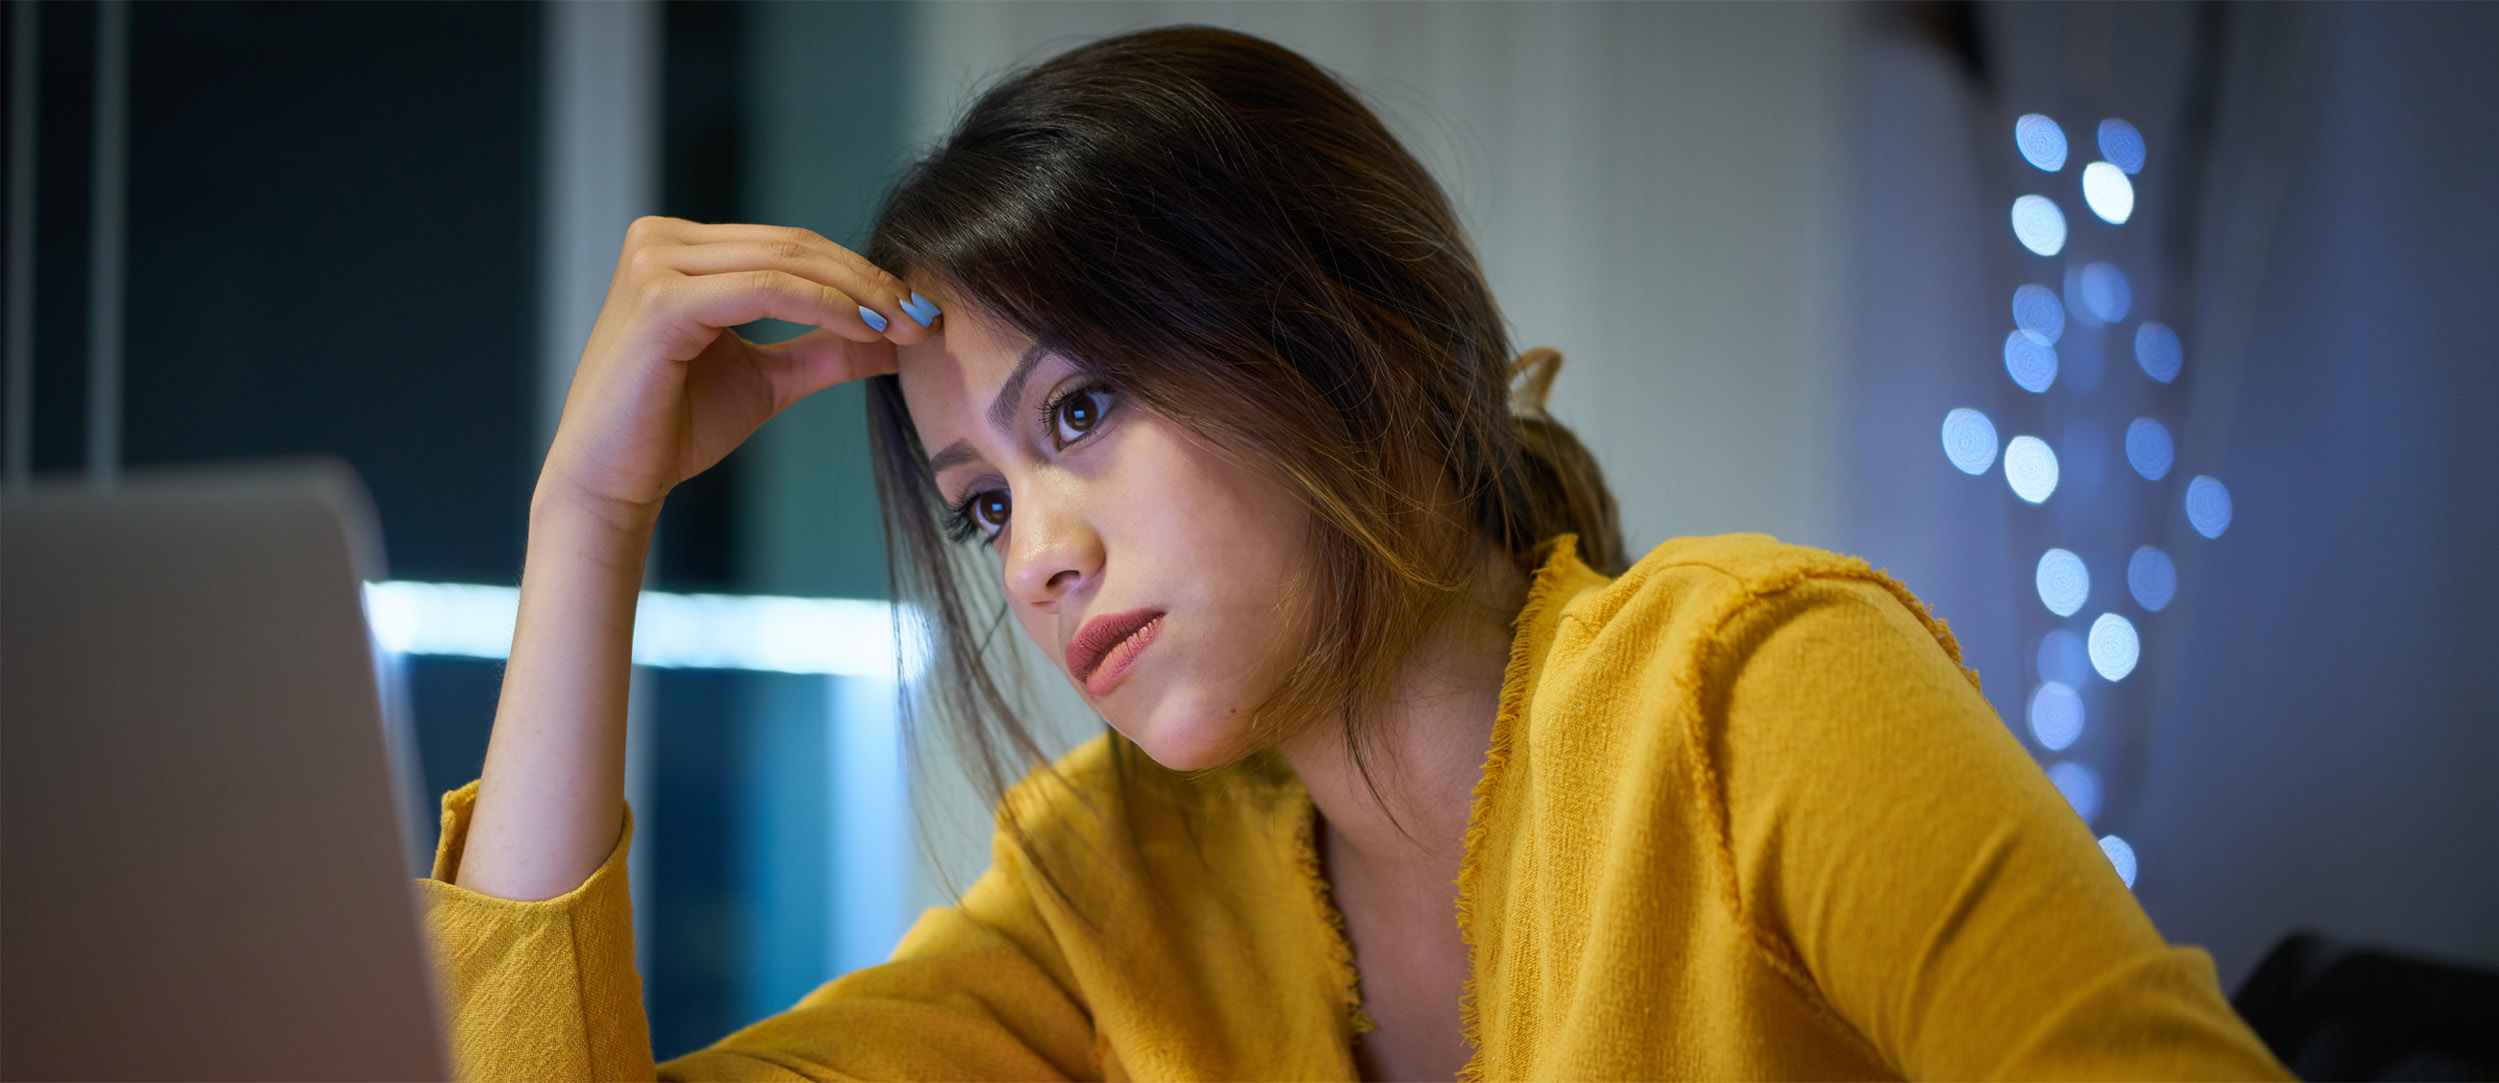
{"left": 1275, "top": 546, "right": 1531, "bottom": 880}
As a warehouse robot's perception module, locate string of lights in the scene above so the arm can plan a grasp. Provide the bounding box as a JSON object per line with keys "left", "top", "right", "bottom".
{"left": 1940, "top": 113, "right": 2236, "bottom": 891}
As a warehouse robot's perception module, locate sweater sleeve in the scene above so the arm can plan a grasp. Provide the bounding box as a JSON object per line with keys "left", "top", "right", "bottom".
{"left": 1708, "top": 576, "right": 2292, "bottom": 1081}
{"left": 416, "top": 781, "right": 1098, "bottom": 1082}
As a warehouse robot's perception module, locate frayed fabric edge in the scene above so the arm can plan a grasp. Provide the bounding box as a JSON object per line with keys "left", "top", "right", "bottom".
{"left": 1289, "top": 797, "right": 1379, "bottom": 1039}
{"left": 1453, "top": 533, "right": 1582, "bottom": 1083}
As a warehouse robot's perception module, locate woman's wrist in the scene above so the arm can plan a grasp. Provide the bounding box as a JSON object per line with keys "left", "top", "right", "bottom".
{"left": 530, "top": 479, "right": 664, "bottom": 558}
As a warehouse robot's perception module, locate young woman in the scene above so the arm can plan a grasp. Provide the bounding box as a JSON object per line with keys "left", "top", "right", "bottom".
{"left": 423, "top": 25, "right": 2291, "bottom": 1082}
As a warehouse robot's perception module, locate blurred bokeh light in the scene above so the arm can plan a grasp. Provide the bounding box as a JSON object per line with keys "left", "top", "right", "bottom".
{"left": 1942, "top": 408, "right": 2000, "bottom": 475}
{"left": 2012, "top": 195, "right": 2069, "bottom": 256}
{"left": 2100, "top": 834, "right": 2140, "bottom": 888}
{"left": 2090, "top": 613, "right": 2142, "bottom": 681}
{"left": 2126, "top": 418, "right": 2175, "bottom": 481}
{"left": 2134, "top": 321, "right": 2183, "bottom": 383}
{"left": 2080, "top": 262, "right": 2133, "bottom": 323}
{"left": 2097, "top": 118, "right": 2147, "bottom": 174}
{"left": 2038, "top": 629, "right": 2093, "bottom": 687}
{"left": 2128, "top": 546, "right": 2178, "bottom": 612}
{"left": 2036, "top": 547, "right": 2091, "bottom": 617}
{"left": 2187, "top": 476, "right": 2235, "bottom": 538}
{"left": 2013, "top": 283, "right": 2067, "bottom": 343}
{"left": 2082, "top": 161, "right": 2135, "bottom": 224}
{"left": 2050, "top": 761, "right": 2104, "bottom": 822}
{"left": 2029, "top": 681, "right": 2086, "bottom": 751}
{"left": 2003, "top": 331, "right": 2059, "bottom": 393}
{"left": 2016, "top": 113, "right": 2069, "bottom": 171}
{"left": 2005, "top": 435, "right": 2061, "bottom": 503}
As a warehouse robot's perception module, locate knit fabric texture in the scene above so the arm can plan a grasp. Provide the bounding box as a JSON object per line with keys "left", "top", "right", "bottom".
{"left": 417, "top": 533, "right": 2292, "bottom": 1081}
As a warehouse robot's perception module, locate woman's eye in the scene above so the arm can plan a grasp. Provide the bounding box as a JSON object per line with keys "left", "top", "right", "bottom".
{"left": 945, "top": 487, "right": 1011, "bottom": 549}
{"left": 1050, "top": 387, "right": 1112, "bottom": 446}
{"left": 973, "top": 490, "right": 1011, "bottom": 532}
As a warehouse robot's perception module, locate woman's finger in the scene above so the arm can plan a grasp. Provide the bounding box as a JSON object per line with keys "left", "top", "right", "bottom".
{"left": 654, "top": 241, "right": 933, "bottom": 344}
{"left": 658, "top": 221, "right": 918, "bottom": 311}
{"left": 657, "top": 268, "right": 886, "bottom": 347}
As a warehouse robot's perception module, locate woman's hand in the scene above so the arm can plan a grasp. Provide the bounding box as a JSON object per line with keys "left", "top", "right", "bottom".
{"left": 534, "top": 216, "right": 938, "bottom": 534}
{"left": 458, "top": 218, "right": 936, "bottom": 904}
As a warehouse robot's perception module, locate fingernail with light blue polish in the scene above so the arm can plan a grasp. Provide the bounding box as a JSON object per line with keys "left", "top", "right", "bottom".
{"left": 857, "top": 305, "right": 888, "bottom": 333}
{"left": 900, "top": 291, "right": 942, "bottom": 328}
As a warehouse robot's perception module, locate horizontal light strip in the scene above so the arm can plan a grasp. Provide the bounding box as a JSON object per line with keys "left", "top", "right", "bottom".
{"left": 362, "top": 581, "right": 899, "bottom": 676}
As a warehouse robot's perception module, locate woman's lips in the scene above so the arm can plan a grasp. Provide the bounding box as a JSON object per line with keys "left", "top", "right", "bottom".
{"left": 1066, "top": 608, "right": 1161, "bottom": 681}
{"left": 1083, "top": 615, "right": 1163, "bottom": 697}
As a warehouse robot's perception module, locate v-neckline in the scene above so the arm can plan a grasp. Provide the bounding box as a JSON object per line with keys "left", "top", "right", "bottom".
{"left": 1278, "top": 535, "right": 1586, "bottom": 1081}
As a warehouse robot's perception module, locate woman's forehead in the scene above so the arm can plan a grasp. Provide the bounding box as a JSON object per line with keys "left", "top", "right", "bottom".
{"left": 895, "top": 300, "right": 1034, "bottom": 448}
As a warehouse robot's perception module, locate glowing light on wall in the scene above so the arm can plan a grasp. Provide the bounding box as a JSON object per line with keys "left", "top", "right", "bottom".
{"left": 2016, "top": 114, "right": 2069, "bottom": 171}
{"left": 2186, "top": 476, "right": 2234, "bottom": 538}
{"left": 2038, "top": 629, "right": 2092, "bottom": 686}
{"left": 363, "top": 581, "right": 902, "bottom": 676}
{"left": 2003, "top": 331, "right": 2059, "bottom": 393}
{"left": 2088, "top": 613, "right": 2141, "bottom": 681}
{"left": 2004, "top": 435, "right": 2061, "bottom": 503}
{"left": 2128, "top": 546, "right": 2177, "bottom": 612}
{"left": 2035, "top": 548, "right": 2091, "bottom": 617}
{"left": 2078, "top": 262, "right": 2132, "bottom": 323}
{"left": 2049, "top": 761, "right": 2102, "bottom": 822}
{"left": 1941, "top": 408, "right": 2000, "bottom": 475}
{"left": 2135, "top": 321, "right": 2183, "bottom": 383}
{"left": 2125, "top": 418, "right": 2175, "bottom": 481}
{"left": 2011, "top": 195, "right": 2069, "bottom": 256}
{"left": 2081, "top": 161, "right": 2135, "bottom": 224}
{"left": 2097, "top": 119, "right": 2146, "bottom": 173}
{"left": 1968, "top": 114, "right": 2213, "bottom": 894}
{"left": 2013, "top": 284, "right": 2066, "bottom": 343}
{"left": 2029, "top": 682, "right": 2085, "bottom": 751}
{"left": 2099, "top": 834, "right": 2139, "bottom": 888}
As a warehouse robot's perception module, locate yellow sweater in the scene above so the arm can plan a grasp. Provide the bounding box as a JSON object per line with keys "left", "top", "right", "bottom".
{"left": 417, "top": 534, "right": 2292, "bottom": 1081}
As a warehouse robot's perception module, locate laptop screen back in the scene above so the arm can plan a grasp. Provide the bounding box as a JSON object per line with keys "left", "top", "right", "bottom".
{"left": 2, "top": 459, "right": 448, "bottom": 1081}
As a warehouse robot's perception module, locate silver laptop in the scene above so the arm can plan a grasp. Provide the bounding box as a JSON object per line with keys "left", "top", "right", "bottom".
{"left": 2, "top": 457, "right": 449, "bottom": 1081}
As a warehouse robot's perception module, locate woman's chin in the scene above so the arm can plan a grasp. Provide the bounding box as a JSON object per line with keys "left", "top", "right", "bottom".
{"left": 1106, "top": 696, "right": 1260, "bottom": 774}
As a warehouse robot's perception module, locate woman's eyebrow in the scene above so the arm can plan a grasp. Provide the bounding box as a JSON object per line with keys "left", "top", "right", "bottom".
{"left": 924, "top": 343, "right": 1051, "bottom": 477}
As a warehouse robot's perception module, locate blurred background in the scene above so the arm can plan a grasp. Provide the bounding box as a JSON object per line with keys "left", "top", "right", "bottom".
{"left": 5, "top": 0, "right": 2494, "bottom": 1066}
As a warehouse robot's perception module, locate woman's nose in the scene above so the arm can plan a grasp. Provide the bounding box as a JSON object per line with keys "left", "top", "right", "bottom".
{"left": 1002, "top": 488, "right": 1099, "bottom": 607}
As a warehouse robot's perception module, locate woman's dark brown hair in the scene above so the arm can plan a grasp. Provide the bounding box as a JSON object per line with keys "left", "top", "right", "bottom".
{"left": 860, "top": 24, "right": 1625, "bottom": 870}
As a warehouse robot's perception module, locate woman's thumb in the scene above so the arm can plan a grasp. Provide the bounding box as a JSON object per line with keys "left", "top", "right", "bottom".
{"left": 755, "top": 327, "right": 899, "bottom": 405}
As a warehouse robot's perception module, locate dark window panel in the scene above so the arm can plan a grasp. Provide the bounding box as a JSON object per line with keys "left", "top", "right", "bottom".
{"left": 120, "top": 2, "right": 539, "bottom": 584}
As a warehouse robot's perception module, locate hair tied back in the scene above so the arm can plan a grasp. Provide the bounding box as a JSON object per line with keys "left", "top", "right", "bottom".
{"left": 1508, "top": 346, "right": 1565, "bottom": 418}
{"left": 1502, "top": 344, "right": 1629, "bottom": 576}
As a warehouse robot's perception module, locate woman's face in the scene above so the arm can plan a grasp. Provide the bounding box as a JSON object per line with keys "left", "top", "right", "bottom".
{"left": 895, "top": 294, "right": 1314, "bottom": 771}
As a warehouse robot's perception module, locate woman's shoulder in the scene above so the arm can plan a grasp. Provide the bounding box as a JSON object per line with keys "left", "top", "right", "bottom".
{"left": 1584, "top": 532, "right": 1915, "bottom": 615}
{"left": 1534, "top": 531, "right": 1978, "bottom": 698}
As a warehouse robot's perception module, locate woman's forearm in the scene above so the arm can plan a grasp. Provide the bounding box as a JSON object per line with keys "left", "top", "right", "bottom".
{"left": 452, "top": 493, "right": 658, "bottom": 902}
